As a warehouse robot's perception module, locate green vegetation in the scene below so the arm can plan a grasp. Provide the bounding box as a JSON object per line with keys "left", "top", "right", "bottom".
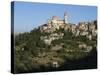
{"left": 14, "top": 21, "right": 97, "bottom": 73}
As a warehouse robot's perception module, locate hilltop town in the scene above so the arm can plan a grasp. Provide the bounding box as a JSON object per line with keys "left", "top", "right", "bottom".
{"left": 14, "top": 12, "right": 97, "bottom": 73}
{"left": 39, "top": 12, "right": 97, "bottom": 46}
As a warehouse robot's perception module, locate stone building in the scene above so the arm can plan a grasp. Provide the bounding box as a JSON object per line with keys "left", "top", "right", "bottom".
{"left": 40, "top": 12, "right": 69, "bottom": 33}
{"left": 40, "top": 33, "right": 64, "bottom": 45}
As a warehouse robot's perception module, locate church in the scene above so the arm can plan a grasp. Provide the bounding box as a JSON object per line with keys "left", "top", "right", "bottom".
{"left": 47, "top": 12, "right": 68, "bottom": 30}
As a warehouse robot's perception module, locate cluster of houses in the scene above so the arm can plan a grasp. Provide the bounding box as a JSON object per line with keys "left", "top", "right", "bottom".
{"left": 39, "top": 12, "right": 97, "bottom": 45}
{"left": 69, "top": 21, "right": 97, "bottom": 40}
{"left": 40, "top": 33, "right": 64, "bottom": 45}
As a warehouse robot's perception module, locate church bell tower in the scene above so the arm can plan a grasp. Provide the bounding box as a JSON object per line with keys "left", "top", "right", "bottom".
{"left": 64, "top": 12, "right": 68, "bottom": 24}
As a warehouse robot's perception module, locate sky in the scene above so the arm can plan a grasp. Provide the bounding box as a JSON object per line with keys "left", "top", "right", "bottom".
{"left": 12, "top": 1, "right": 97, "bottom": 32}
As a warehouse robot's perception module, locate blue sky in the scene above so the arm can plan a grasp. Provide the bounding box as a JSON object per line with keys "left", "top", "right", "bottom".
{"left": 13, "top": 1, "right": 97, "bottom": 32}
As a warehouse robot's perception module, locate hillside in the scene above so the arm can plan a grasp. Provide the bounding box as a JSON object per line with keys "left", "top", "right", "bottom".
{"left": 14, "top": 20, "right": 97, "bottom": 73}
